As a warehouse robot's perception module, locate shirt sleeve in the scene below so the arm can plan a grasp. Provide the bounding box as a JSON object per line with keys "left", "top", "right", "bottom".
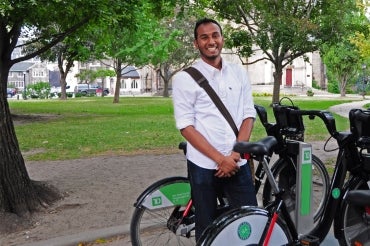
{"left": 172, "top": 71, "right": 199, "bottom": 130}
{"left": 237, "top": 64, "right": 256, "bottom": 120}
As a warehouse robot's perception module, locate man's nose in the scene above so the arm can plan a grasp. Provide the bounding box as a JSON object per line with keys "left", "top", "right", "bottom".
{"left": 209, "top": 37, "right": 216, "bottom": 44}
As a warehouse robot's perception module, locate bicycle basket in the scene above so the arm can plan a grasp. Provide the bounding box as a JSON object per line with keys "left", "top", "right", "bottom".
{"left": 349, "top": 108, "right": 370, "bottom": 149}
{"left": 272, "top": 97, "right": 305, "bottom": 141}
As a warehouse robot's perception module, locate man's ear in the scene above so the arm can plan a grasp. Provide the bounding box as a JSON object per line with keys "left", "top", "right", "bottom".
{"left": 193, "top": 40, "right": 198, "bottom": 49}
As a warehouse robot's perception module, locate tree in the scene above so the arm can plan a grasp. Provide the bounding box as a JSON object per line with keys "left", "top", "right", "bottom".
{"left": 0, "top": 0, "right": 141, "bottom": 217}
{"left": 91, "top": 1, "right": 184, "bottom": 102}
{"left": 154, "top": 14, "right": 199, "bottom": 97}
{"left": 351, "top": 29, "right": 370, "bottom": 58}
{"left": 202, "top": 0, "right": 359, "bottom": 103}
{"left": 322, "top": 0, "right": 370, "bottom": 97}
{"left": 350, "top": 2, "right": 370, "bottom": 59}
{"left": 322, "top": 40, "right": 362, "bottom": 96}
{"left": 38, "top": 36, "right": 93, "bottom": 100}
{"left": 75, "top": 68, "right": 115, "bottom": 97}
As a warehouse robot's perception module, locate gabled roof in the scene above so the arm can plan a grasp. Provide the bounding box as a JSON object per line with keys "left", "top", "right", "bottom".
{"left": 10, "top": 62, "right": 35, "bottom": 72}
{"left": 121, "top": 66, "right": 140, "bottom": 78}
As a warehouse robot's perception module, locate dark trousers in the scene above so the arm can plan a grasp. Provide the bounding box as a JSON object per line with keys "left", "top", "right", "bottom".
{"left": 187, "top": 160, "right": 257, "bottom": 241}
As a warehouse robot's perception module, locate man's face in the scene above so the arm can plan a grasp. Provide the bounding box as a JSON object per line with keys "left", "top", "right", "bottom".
{"left": 194, "top": 22, "right": 224, "bottom": 62}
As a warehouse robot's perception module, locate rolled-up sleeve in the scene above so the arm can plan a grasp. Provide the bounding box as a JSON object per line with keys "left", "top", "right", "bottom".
{"left": 241, "top": 65, "right": 256, "bottom": 120}
{"left": 172, "top": 72, "right": 197, "bottom": 130}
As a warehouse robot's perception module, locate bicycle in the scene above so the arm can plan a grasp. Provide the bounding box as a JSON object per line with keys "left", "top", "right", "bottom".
{"left": 198, "top": 108, "right": 370, "bottom": 246}
{"left": 254, "top": 102, "right": 329, "bottom": 222}
{"left": 130, "top": 102, "right": 329, "bottom": 246}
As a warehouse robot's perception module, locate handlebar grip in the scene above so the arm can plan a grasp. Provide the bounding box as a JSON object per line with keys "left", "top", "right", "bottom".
{"left": 289, "top": 109, "right": 338, "bottom": 138}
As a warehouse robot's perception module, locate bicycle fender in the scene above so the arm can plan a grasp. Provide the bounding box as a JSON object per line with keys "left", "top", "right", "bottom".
{"left": 133, "top": 176, "right": 191, "bottom": 210}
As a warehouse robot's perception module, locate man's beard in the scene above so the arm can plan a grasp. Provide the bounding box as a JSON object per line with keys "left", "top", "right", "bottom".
{"left": 199, "top": 49, "right": 219, "bottom": 60}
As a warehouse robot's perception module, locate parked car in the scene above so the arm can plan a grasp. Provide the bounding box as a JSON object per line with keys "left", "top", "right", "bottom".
{"left": 74, "top": 84, "right": 97, "bottom": 96}
{"left": 74, "top": 84, "right": 109, "bottom": 96}
{"left": 96, "top": 86, "right": 109, "bottom": 96}
{"left": 7, "top": 88, "right": 16, "bottom": 97}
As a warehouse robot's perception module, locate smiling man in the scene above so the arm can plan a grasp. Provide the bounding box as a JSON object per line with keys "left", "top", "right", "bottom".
{"left": 172, "top": 18, "right": 257, "bottom": 241}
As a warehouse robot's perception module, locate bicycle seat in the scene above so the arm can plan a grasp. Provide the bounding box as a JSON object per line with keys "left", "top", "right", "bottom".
{"left": 344, "top": 190, "right": 370, "bottom": 206}
{"left": 178, "top": 142, "right": 187, "bottom": 155}
{"left": 233, "top": 136, "right": 277, "bottom": 158}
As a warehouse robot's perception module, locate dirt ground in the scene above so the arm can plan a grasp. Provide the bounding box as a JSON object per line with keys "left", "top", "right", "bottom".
{"left": 0, "top": 152, "right": 190, "bottom": 246}
{"left": 0, "top": 138, "right": 339, "bottom": 246}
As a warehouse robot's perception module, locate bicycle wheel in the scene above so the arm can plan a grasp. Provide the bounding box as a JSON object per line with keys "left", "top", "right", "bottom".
{"left": 337, "top": 179, "right": 370, "bottom": 246}
{"left": 130, "top": 177, "right": 196, "bottom": 246}
{"left": 197, "top": 206, "right": 293, "bottom": 246}
{"left": 262, "top": 154, "right": 329, "bottom": 222}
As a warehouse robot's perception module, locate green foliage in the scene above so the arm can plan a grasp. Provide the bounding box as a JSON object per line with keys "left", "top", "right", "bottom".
{"left": 312, "top": 80, "right": 320, "bottom": 90}
{"left": 322, "top": 39, "right": 362, "bottom": 95}
{"left": 195, "top": 0, "right": 362, "bottom": 103}
{"left": 306, "top": 89, "right": 314, "bottom": 97}
{"left": 327, "top": 80, "right": 340, "bottom": 94}
{"left": 24, "top": 82, "right": 51, "bottom": 99}
{"left": 56, "top": 92, "right": 73, "bottom": 98}
{"left": 76, "top": 69, "right": 115, "bottom": 84}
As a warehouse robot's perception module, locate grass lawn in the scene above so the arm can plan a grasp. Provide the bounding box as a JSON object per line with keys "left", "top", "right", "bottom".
{"left": 9, "top": 96, "right": 355, "bottom": 161}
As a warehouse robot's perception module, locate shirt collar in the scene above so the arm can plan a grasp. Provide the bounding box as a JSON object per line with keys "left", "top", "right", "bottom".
{"left": 196, "top": 59, "right": 229, "bottom": 77}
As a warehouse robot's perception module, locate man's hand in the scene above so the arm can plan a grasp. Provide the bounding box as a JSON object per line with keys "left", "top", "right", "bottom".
{"left": 215, "top": 151, "right": 240, "bottom": 178}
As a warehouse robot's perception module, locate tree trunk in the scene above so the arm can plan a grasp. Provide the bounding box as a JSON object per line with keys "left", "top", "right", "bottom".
{"left": 58, "top": 53, "right": 67, "bottom": 100}
{"left": 340, "top": 78, "right": 347, "bottom": 97}
{"left": 113, "top": 59, "right": 122, "bottom": 104}
{"left": 272, "top": 68, "right": 283, "bottom": 104}
{"left": 162, "top": 79, "right": 169, "bottom": 97}
{"left": 160, "top": 64, "right": 170, "bottom": 97}
{"left": 0, "top": 66, "right": 60, "bottom": 216}
{"left": 60, "top": 73, "right": 68, "bottom": 100}
{"left": 58, "top": 55, "right": 75, "bottom": 100}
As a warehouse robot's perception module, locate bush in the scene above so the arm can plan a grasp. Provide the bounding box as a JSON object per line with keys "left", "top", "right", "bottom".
{"left": 306, "top": 89, "right": 314, "bottom": 96}
{"left": 25, "top": 82, "right": 51, "bottom": 99}
{"left": 312, "top": 80, "right": 321, "bottom": 89}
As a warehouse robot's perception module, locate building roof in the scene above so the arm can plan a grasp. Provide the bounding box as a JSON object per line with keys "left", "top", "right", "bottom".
{"left": 10, "top": 62, "right": 35, "bottom": 72}
{"left": 121, "top": 66, "right": 140, "bottom": 78}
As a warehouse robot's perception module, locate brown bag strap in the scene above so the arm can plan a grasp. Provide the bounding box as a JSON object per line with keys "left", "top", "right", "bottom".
{"left": 184, "top": 67, "right": 239, "bottom": 137}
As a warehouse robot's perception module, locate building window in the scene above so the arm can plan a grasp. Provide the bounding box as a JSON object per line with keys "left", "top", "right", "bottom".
{"left": 33, "top": 70, "right": 44, "bottom": 77}
{"left": 131, "top": 80, "right": 138, "bottom": 89}
{"left": 121, "top": 80, "right": 126, "bottom": 89}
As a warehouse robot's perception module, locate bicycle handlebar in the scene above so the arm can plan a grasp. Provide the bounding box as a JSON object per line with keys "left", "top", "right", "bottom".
{"left": 289, "top": 109, "right": 338, "bottom": 138}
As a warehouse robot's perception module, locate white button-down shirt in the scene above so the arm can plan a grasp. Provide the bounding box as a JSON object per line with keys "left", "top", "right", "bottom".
{"left": 172, "top": 59, "right": 256, "bottom": 169}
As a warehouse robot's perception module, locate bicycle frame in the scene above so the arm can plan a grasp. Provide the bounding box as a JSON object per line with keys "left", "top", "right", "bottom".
{"left": 260, "top": 109, "right": 370, "bottom": 244}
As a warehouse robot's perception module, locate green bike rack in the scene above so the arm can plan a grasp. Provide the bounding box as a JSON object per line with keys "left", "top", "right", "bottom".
{"left": 287, "top": 140, "right": 314, "bottom": 236}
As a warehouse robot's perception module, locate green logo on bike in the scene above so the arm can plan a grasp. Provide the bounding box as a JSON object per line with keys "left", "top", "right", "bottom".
{"left": 238, "top": 222, "right": 251, "bottom": 240}
{"left": 332, "top": 188, "right": 340, "bottom": 199}
{"left": 303, "top": 150, "right": 311, "bottom": 161}
{"left": 152, "top": 196, "right": 162, "bottom": 206}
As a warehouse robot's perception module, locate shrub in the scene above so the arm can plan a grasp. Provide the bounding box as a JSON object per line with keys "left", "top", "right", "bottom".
{"left": 25, "top": 82, "right": 51, "bottom": 99}
{"left": 306, "top": 89, "right": 314, "bottom": 96}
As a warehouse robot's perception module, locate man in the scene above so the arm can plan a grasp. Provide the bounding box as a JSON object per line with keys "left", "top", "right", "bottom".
{"left": 172, "top": 18, "right": 257, "bottom": 241}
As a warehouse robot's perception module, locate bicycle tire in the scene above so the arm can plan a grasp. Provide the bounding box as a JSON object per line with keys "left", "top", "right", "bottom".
{"left": 130, "top": 177, "right": 196, "bottom": 246}
{"left": 197, "top": 206, "right": 293, "bottom": 246}
{"left": 337, "top": 179, "right": 370, "bottom": 246}
{"left": 262, "top": 154, "right": 329, "bottom": 222}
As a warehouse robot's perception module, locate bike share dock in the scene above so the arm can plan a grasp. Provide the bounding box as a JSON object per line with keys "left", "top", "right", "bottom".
{"left": 289, "top": 140, "right": 338, "bottom": 246}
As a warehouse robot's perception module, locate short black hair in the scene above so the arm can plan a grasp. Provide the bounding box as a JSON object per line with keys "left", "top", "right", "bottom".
{"left": 194, "top": 18, "right": 223, "bottom": 39}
